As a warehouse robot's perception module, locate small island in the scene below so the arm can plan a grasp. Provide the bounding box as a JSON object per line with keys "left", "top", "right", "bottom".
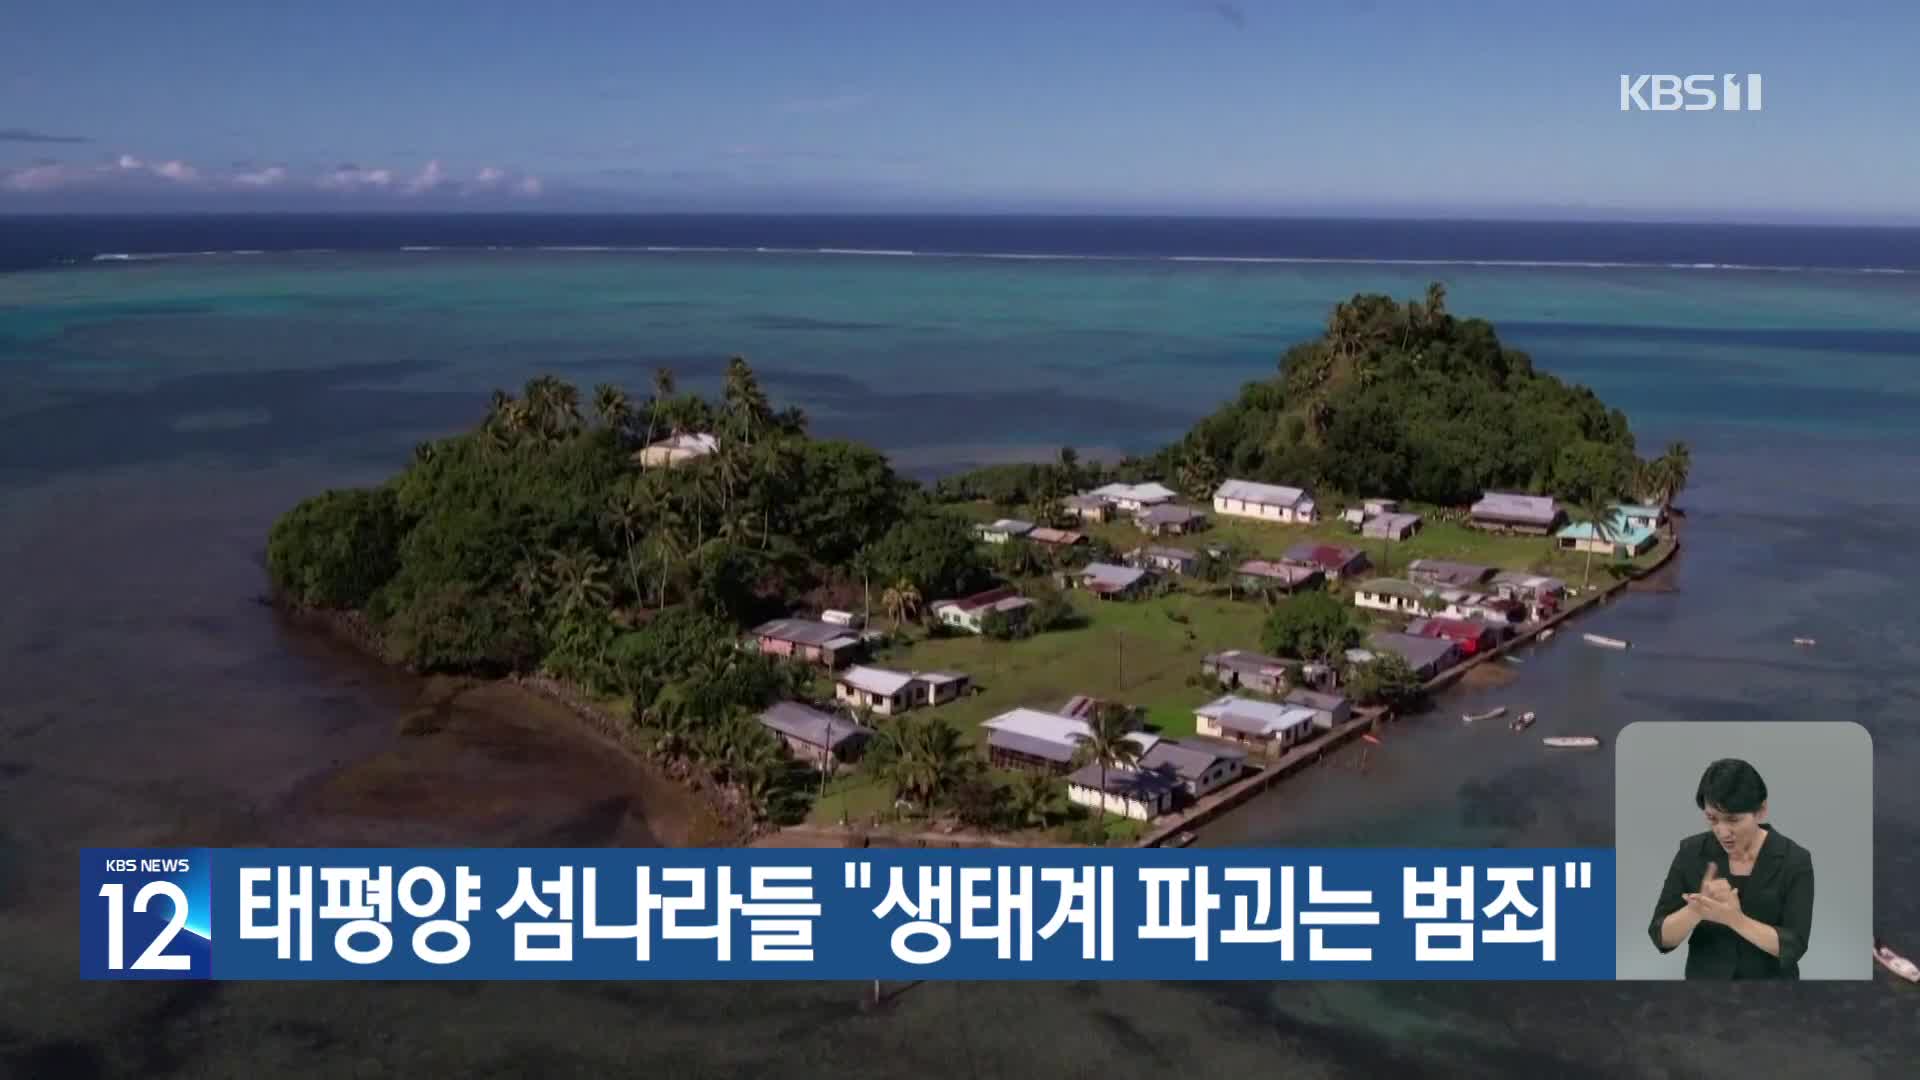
{"left": 268, "top": 285, "right": 1685, "bottom": 846}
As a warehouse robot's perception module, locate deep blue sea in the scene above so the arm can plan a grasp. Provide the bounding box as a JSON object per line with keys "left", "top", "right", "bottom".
{"left": 2, "top": 214, "right": 1918, "bottom": 1077}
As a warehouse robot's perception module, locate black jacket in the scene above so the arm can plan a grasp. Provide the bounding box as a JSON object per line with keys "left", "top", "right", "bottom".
{"left": 1647, "top": 825, "right": 1814, "bottom": 979}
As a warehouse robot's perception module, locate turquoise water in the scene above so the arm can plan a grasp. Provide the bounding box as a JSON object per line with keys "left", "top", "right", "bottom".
{"left": 3, "top": 251, "right": 1918, "bottom": 1075}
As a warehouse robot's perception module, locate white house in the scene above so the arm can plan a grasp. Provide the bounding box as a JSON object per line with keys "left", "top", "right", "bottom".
{"left": 976, "top": 518, "right": 1035, "bottom": 545}
{"left": 1066, "top": 762, "right": 1179, "bottom": 821}
{"left": 1282, "top": 688, "right": 1352, "bottom": 730}
{"left": 932, "top": 587, "right": 1035, "bottom": 634}
{"left": 1193, "top": 695, "right": 1319, "bottom": 751}
{"left": 833, "top": 666, "right": 920, "bottom": 715}
{"left": 982, "top": 707, "right": 1161, "bottom": 772}
{"left": 1352, "top": 578, "right": 1436, "bottom": 616}
{"left": 1087, "top": 481, "right": 1179, "bottom": 513}
{"left": 637, "top": 432, "right": 719, "bottom": 469}
{"left": 1213, "top": 479, "right": 1319, "bottom": 524}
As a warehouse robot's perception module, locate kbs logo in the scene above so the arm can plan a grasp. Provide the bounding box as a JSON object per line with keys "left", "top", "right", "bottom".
{"left": 1620, "top": 74, "right": 1763, "bottom": 112}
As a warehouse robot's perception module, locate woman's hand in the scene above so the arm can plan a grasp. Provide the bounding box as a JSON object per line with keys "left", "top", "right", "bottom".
{"left": 1682, "top": 884, "right": 1745, "bottom": 926}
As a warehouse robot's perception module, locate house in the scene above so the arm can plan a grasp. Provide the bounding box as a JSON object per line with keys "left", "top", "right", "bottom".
{"left": 1137, "top": 739, "right": 1245, "bottom": 800}
{"left": 1063, "top": 493, "right": 1112, "bottom": 523}
{"left": 1135, "top": 503, "right": 1209, "bottom": 536}
{"left": 1128, "top": 545, "right": 1200, "bottom": 576}
{"left": 1363, "top": 498, "right": 1399, "bottom": 517}
{"left": 1434, "top": 588, "right": 1525, "bottom": 626}
{"left": 1351, "top": 578, "right": 1436, "bottom": 616}
{"left": 976, "top": 518, "right": 1035, "bottom": 545}
{"left": 834, "top": 665, "right": 918, "bottom": 714}
{"left": 1616, "top": 502, "right": 1667, "bottom": 532}
{"left": 1073, "top": 562, "right": 1152, "bottom": 600}
{"left": 1088, "top": 481, "right": 1180, "bottom": 512}
{"left": 1470, "top": 492, "right": 1564, "bottom": 535}
{"left": 1025, "top": 526, "right": 1087, "bottom": 549}
{"left": 1235, "top": 559, "right": 1323, "bottom": 595}
{"left": 758, "top": 702, "right": 871, "bottom": 770}
{"left": 1490, "top": 571, "right": 1567, "bottom": 621}
{"left": 1067, "top": 762, "right": 1180, "bottom": 821}
{"left": 932, "top": 586, "right": 1035, "bottom": 634}
{"left": 1194, "top": 695, "right": 1319, "bottom": 752}
{"left": 1283, "top": 542, "right": 1372, "bottom": 581}
{"left": 1283, "top": 687, "right": 1352, "bottom": 730}
{"left": 747, "top": 617, "right": 863, "bottom": 669}
{"left": 1556, "top": 509, "right": 1658, "bottom": 557}
{"left": 1406, "top": 559, "right": 1496, "bottom": 589}
{"left": 913, "top": 671, "right": 972, "bottom": 706}
{"left": 1213, "top": 479, "right": 1319, "bottom": 524}
{"left": 1407, "top": 615, "right": 1498, "bottom": 656}
{"left": 1362, "top": 512, "right": 1423, "bottom": 540}
{"left": 1201, "top": 649, "right": 1294, "bottom": 695}
{"left": 1364, "top": 630, "right": 1462, "bottom": 678}
{"left": 820, "top": 609, "right": 865, "bottom": 629}
{"left": 981, "top": 707, "right": 1160, "bottom": 773}
{"left": 636, "top": 431, "right": 719, "bottom": 469}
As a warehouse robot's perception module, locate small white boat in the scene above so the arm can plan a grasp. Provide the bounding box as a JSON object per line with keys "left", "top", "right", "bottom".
{"left": 1582, "top": 633, "right": 1630, "bottom": 650}
{"left": 1511, "top": 711, "right": 1536, "bottom": 731}
{"left": 1169, "top": 831, "right": 1197, "bottom": 849}
{"left": 1540, "top": 627, "right": 1556, "bottom": 640}
{"left": 1874, "top": 940, "right": 1919, "bottom": 983}
{"left": 1793, "top": 637, "right": 1817, "bottom": 647}
{"left": 1503, "top": 655, "right": 1525, "bottom": 665}
{"left": 1543, "top": 735, "right": 1601, "bottom": 749}
{"left": 1463, "top": 706, "right": 1507, "bottom": 723}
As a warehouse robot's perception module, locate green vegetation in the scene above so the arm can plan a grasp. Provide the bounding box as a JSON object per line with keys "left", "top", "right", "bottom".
{"left": 267, "top": 287, "right": 1681, "bottom": 841}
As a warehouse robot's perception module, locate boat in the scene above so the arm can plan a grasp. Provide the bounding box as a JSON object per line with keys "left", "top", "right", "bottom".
{"left": 1793, "top": 637, "right": 1817, "bottom": 647}
{"left": 1168, "top": 832, "right": 1197, "bottom": 849}
{"left": 1582, "top": 633, "right": 1630, "bottom": 650}
{"left": 1361, "top": 733, "right": 1383, "bottom": 746}
{"left": 1540, "top": 627, "right": 1556, "bottom": 640}
{"left": 1874, "top": 939, "right": 1920, "bottom": 983}
{"left": 1462, "top": 706, "right": 1507, "bottom": 723}
{"left": 1503, "top": 655, "right": 1525, "bottom": 665}
{"left": 1511, "top": 711, "right": 1537, "bottom": 731}
{"left": 1543, "top": 735, "right": 1601, "bottom": 749}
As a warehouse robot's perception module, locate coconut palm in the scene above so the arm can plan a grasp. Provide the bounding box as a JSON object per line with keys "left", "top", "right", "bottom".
{"left": 641, "top": 682, "right": 699, "bottom": 760}
{"left": 412, "top": 441, "right": 436, "bottom": 466}
{"left": 1070, "top": 702, "right": 1145, "bottom": 814}
{"left": 593, "top": 383, "right": 632, "bottom": 436}
{"left": 643, "top": 366, "right": 677, "bottom": 450}
{"left": 723, "top": 356, "right": 771, "bottom": 447}
{"left": 880, "top": 579, "right": 922, "bottom": 629}
{"left": 869, "top": 714, "right": 972, "bottom": 809}
{"left": 544, "top": 545, "right": 614, "bottom": 617}
{"left": 1661, "top": 441, "right": 1691, "bottom": 509}
{"left": 1568, "top": 498, "right": 1619, "bottom": 589}
{"left": 602, "top": 484, "right": 650, "bottom": 603}
{"left": 1006, "top": 772, "right": 1062, "bottom": 830}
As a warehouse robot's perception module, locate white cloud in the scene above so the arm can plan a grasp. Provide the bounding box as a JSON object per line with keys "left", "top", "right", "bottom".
{"left": 232, "top": 165, "right": 288, "bottom": 188}
{"left": 0, "top": 154, "right": 545, "bottom": 200}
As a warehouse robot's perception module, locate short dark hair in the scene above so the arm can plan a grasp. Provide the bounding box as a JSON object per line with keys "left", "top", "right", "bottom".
{"left": 1695, "top": 758, "right": 1768, "bottom": 814}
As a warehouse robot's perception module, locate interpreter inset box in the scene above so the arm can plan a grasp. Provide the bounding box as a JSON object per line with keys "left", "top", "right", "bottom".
{"left": 1614, "top": 721, "right": 1871, "bottom": 980}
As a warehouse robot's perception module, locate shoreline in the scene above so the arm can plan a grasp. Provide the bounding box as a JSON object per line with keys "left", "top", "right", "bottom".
{"left": 1136, "top": 520, "right": 1685, "bottom": 847}
{"left": 270, "top": 594, "right": 762, "bottom": 847}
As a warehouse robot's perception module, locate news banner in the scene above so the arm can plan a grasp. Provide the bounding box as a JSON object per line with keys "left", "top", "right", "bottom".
{"left": 81, "top": 848, "right": 1616, "bottom": 980}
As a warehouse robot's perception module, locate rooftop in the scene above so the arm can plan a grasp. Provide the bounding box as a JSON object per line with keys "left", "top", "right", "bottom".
{"left": 982, "top": 707, "right": 1160, "bottom": 760}
{"left": 1080, "top": 562, "right": 1149, "bottom": 592}
{"left": 1139, "top": 739, "right": 1245, "bottom": 783}
{"left": 1407, "top": 558, "right": 1494, "bottom": 585}
{"left": 1366, "top": 630, "right": 1460, "bottom": 670}
{"left": 1134, "top": 544, "right": 1198, "bottom": 563}
{"left": 981, "top": 518, "right": 1035, "bottom": 535}
{"left": 1354, "top": 577, "right": 1432, "bottom": 600}
{"left": 1215, "top": 478, "right": 1310, "bottom": 507}
{"left": 1088, "top": 481, "right": 1178, "bottom": 504}
{"left": 1138, "top": 503, "right": 1206, "bottom": 526}
{"left": 1362, "top": 511, "right": 1423, "bottom": 536}
{"left": 1472, "top": 491, "right": 1560, "bottom": 524}
{"left": 1195, "top": 695, "right": 1318, "bottom": 737}
{"left": 1066, "top": 762, "right": 1182, "bottom": 800}
{"left": 751, "top": 617, "right": 861, "bottom": 649}
{"left": 936, "top": 586, "right": 1031, "bottom": 614}
{"left": 759, "top": 702, "right": 870, "bottom": 750}
{"left": 1283, "top": 687, "right": 1349, "bottom": 712}
{"left": 1283, "top": 542, "right": 1366, "bottom": 571}
{"left": 836, "top": 665, "right": 918, "bottom": 696}
{"left": 1026, "top": 526, "right": 1085, "bottom": 545}
{"left": 647, "top": 432, "right": 719, "bottom": 455}
{"left": 1237, "top": 559, "right": 1321, "bottom": 584}
{"left": 1557, "top": 510, "right": 1656, "bottom": 549}
{"left": 1205, "top": 648, "right": 1292, "bottom": 674}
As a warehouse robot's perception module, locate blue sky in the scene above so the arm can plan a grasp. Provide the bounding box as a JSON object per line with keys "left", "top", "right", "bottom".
{"left": 3, "top": 0, "right": 1916, "bottom": 221}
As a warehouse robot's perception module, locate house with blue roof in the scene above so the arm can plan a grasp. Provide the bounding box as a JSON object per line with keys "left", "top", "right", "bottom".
{"left": 1556, "top": 507, "right": 1658, "bottom": 558}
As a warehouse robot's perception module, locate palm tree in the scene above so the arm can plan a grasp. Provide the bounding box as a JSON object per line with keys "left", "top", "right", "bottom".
{"left": 593, "top": 383, "right": 632, "bottom": 437}
{"left": 544, "top": 545, "right": 614, "bottom": 617}
{"left": 1568, "top": 499, "right": 1619, "bottom": 589}
{"left": 642, "top": 682, "right": 699, "bottom": 760}
{"left": 723, "top": 356, "right": 771, "bottom": 448}
{"left": 875, "top": 715, "right": 972, "bottom": 809}
{"left": 1070, "top": 702, "right": 1144, "bottom": 814}
{"left": 880, "top": 579, "right": 921, "bottom": 629}
{"left": 1007, "top": 772, "right": 1061, "bottom": 830}
{"left": 1178, "top": 451, "right": 1221, "bottom": 501}
{"left": 1057, "top": 446, "right": 1081, "bottom": 492}
{"left": 1661, "top": 441, "right": 1691, "bottom": 510}
{"left": 602, "top": 485, "right": 649, "bottom": 603}
{"left": 412, "top": 441, "right": 436, "bottom": 466}
{"left": 644, "top": 367, "right": 677, "bottom": 450}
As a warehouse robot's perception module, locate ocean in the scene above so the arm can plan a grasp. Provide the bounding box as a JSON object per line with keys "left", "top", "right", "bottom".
{"left": 2, "top": 214, "right": 1918, "bottom": 1077}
